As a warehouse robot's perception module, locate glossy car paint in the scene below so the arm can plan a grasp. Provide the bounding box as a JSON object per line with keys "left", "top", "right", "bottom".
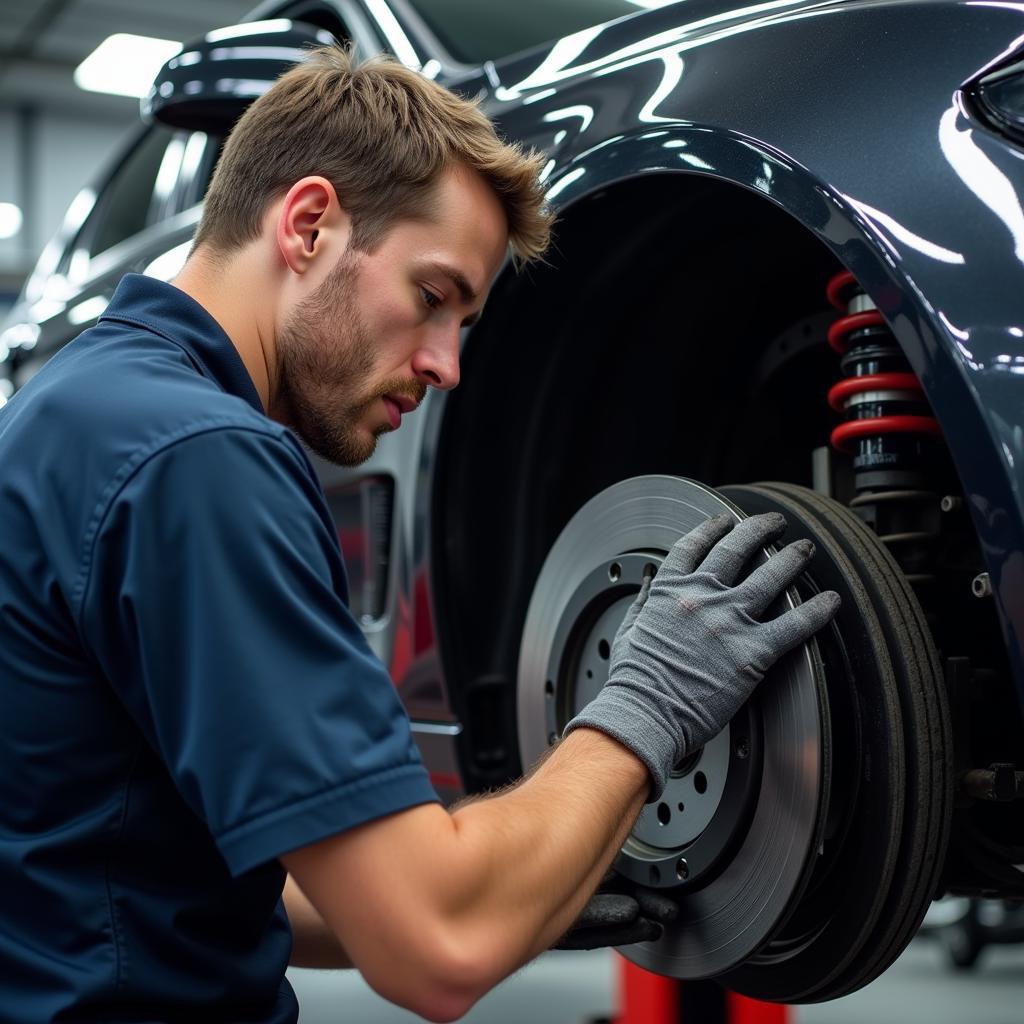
{"left": 4, "top": 0, "right": 1024, "bottom": 795}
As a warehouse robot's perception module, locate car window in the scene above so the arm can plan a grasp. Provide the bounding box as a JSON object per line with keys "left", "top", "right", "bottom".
{"left": 55, "top": 126, "right": 216, "bottom": 284}
{"left": 409, "top": 0, "right": 681, "bottom": 64}
{"left": 85, "top": 128, "right": 179, "bottom": 258}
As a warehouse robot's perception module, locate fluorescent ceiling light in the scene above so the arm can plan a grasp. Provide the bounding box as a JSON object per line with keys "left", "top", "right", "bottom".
{"left": 75, "top": 33, "right": 182, "bottom": 98}
{"left": 0, "top": 202, "right": 22, "bottom": 239}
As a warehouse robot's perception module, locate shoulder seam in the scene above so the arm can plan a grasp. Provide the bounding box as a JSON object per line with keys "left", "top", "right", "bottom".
{"left": 71, "top": 420, "right": 301, "bottom": 637}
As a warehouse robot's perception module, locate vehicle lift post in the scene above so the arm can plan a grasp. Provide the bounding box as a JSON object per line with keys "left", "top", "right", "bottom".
{"left": 612, "top": 956, "right": 790, "bottom": 1024}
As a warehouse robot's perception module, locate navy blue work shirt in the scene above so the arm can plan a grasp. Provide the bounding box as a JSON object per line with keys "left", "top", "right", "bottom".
{"left": 0, "top": 274, "right": 438, "bottom": 1022}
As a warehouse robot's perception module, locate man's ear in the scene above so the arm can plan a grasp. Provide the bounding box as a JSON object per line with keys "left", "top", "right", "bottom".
{"left": 275, "top": 176, "right": 349, "bottom": 274}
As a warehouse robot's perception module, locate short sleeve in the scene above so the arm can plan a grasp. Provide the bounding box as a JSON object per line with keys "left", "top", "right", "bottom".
{"left": 78, "top": 425, "right": 438, "bottom": 876}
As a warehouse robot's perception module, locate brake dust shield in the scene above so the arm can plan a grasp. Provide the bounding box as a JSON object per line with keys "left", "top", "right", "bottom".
{"left": 516, "top": 475, "right": 831, "bottom": 978}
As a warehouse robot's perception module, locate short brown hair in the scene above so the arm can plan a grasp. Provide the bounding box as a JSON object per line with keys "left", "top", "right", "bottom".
{"left": 193, "top": 45, "right": 552, "bottom": 263}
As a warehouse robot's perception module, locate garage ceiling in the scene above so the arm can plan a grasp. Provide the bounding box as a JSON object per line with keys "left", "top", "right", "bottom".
{"left": 0, "top": 0, "right": 256, "bottom": 120}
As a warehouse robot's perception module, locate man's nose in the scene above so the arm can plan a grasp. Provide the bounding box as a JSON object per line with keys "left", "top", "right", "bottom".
{"left": 411, "top": 329, "right": 461, "bottom": 390}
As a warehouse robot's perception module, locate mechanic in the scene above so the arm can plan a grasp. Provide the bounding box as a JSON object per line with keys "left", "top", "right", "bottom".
{"left": 0, "top": 46, "right": 840, "bottom": 1022}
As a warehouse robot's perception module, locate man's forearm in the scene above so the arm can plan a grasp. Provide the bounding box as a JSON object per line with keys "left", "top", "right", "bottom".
{"left": 284, "top": 726, "right": 649, "bottom": 1017}
{"left": 446, "top": 727, "right": 649, "bottom": 960}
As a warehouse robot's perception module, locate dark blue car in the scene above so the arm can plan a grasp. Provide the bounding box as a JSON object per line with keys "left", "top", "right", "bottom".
{"left": 3, "top": 0, "right": 1023, "bottom": 1002}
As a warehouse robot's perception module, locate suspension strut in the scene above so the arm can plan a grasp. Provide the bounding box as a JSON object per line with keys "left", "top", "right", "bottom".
{"left": 825, "top": 270, "right": 943, "bottom": 593}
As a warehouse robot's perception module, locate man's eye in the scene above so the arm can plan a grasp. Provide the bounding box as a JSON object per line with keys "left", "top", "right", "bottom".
{"left": 420, "top": 287, "right": 441, "bottom": 310}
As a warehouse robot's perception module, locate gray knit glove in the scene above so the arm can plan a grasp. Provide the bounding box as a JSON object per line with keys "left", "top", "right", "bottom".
{"left": 564, "top": 512, "right": 840, "bottom": 800}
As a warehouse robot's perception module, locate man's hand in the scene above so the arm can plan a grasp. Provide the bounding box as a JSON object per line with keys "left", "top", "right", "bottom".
{"left": 553, "top": 872, "right": 678, "bottom": 950}
{"left": 565, "top": 512, "right": 840, "bottom": 799}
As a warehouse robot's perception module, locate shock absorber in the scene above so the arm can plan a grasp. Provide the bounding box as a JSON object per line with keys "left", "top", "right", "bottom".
{"left": 825, "top": 270, "right": 942, "bottom": 592}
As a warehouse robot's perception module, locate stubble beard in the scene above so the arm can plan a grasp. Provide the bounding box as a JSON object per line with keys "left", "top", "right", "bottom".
{"left": 276, "top": 253, "right": 394, "bottom": 467}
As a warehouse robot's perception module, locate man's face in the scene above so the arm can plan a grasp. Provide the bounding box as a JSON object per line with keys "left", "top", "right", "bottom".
{"left": 273, "top": 164, "right": 509, "bottom": 466}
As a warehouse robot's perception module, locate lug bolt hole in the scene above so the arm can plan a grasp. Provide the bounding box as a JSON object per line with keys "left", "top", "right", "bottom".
{"left": 608, "top": 562, "right": 621, "bottom": 582}
{"left": 656, "top": 802, "right": 671, "bottom": 825}
{"left": 694, "top": 771, "right": 708, "bottom": 794}
{"left": 544, "top": 680, "right": 554, "bottom": 697}
{"left": 676, "top": 857, "right": 689, "bottom": 881}
{"left": 598, "top": 639, "right": 610, "bottom": 660}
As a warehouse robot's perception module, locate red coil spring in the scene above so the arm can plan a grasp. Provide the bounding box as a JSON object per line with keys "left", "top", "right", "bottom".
{"left": 826, "top": 270, "right": 941, "bottom": 453}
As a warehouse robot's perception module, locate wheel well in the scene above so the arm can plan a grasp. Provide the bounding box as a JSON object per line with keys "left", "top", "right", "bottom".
{"left": 432, "top": 173, "right": 843, "bottom": 788}
{"left": 433, "top": 168, "right": 1023, "bottom": 899}
{"left": 433, "top": 171, "right": 1023, "bottom": 895}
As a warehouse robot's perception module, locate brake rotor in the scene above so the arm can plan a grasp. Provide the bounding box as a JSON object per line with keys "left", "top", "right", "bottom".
{"left": 517, "top": 475, "right": 953, "bottom": 1001}
{"left": 517, "top": 476, "right": 830, "bottom": 977}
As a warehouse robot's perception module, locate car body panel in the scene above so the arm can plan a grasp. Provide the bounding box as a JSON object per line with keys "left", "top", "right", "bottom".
{"left": 461, "top": 0, "right": 1024, "bottom": 711}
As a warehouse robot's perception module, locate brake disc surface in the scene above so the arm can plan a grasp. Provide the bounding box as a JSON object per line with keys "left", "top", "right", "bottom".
{"left": 517, "top": 475, "right": 829, "bottom": 977}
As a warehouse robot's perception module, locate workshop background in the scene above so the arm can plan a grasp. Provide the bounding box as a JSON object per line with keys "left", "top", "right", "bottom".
{"left": 1, "top": 1, "right": 1022, "bottom": 1022}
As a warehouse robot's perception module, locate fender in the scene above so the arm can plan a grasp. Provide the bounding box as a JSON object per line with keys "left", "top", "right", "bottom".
{"left": 437, "top": 0, "right": 1024, "bottom": 708}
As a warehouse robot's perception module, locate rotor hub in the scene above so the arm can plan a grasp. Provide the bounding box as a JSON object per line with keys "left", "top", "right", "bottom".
{"left": 554, "top": 552, "right": 761, "bottom": 889}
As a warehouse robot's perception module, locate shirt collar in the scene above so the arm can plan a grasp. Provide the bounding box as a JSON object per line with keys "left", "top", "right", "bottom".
{"left": 100, "top": 273, "right": 264, "bottom": 414}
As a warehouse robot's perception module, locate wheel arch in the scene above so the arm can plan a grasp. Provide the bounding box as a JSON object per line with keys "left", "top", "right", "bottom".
{"left": 429, "top": 128, "right": 1024, "bottom": 788}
